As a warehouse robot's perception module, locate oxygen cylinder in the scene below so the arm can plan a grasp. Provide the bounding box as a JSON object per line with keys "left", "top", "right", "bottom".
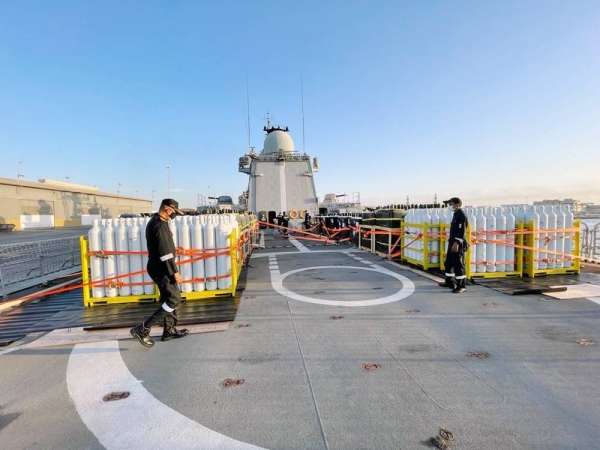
{"left": 524, "top": 205, "right": 540, "bottom": 270}
{"left": 178, "top": 216, "right": 192, "bottom": 293}
{"left": 504, "top": 208, "right": 516, "bottom": 272}
{"left": 216, "top": 218, "right": 231, "bottom": 289}
{"left": 203, "top": 216, "right": 218, "bottom": 290}
{"left": 494, "top": 208, "right": 506, "bottom": 272}
{"left": 102, "top": 220, "right": 118, "bottom": 297}
{"left": 563, "top": 205, "right": 574, "bottom": 268}
{"left": 545, "top": 205, "right": 557, "bottom": 269}
{"left": 419, "top": 209, "right": 429, "bottom": 265}
{"left": 475, "top": 207, "right": 487, "bottom": 272}
{"left": 484, "top": 207, "right": 497, "bottom": 272}
{"left": 191, "top": 216, "right": 205, "bottom": 292}
{"left": 128, "top": 218, "right": 144, "bottom": 295}
{"left": 115, "top": 219, "right": 131, "bottom": 296}
{"left": 429, "top": 209, "right": 440, "bottom": 265}
{"left": 403, "top": 210, "right": 412, "bottom": 260}
{"left": 88, "top": 219, "right": 105, "bottom": 298}
{"left": 535, "top": 205, "right": 548, "bottom": 270}
{"left": 465, "top": 207, "right": 477, "bottom": 273}
{"left": 223, "top": 215, "right": 232, "bottom": 275}
{"left": 553, "top": 205, "right": 565, "bottom": 269}
{"left": 139, "top": 218, "right": 154, "bottom": 295}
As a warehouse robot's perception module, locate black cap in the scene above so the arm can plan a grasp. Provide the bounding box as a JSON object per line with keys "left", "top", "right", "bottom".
{"left": 444, "top": 197, "right": 462, "bottom": 206}
{"left": 160, "top": 198, "right": 183, "bottom": 215}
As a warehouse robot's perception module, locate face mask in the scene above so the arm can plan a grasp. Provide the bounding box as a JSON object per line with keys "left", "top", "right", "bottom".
{"left": 169, "top": 211, "right": 177, "bottom": 220}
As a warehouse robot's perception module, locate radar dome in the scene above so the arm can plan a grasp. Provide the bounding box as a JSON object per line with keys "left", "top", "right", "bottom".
{"left": 263, "top": 128, "right": 294, "bottom": 154}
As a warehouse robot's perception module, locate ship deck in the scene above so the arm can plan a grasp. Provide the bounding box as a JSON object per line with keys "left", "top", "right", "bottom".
{"left": 1, "top": 230, "right": 600, "bottom": 449}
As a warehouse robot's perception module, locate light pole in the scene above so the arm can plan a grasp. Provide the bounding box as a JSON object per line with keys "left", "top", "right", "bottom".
{"left": 17, "top": 162, "right": 24, "bottom": 179}
{"left": 117, "top": 183, "right": 122, "bottom": 195}
{"left": 166, "top": 165, "right": 171, "bottom": 197}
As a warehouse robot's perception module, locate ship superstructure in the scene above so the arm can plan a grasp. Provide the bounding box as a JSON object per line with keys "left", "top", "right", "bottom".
{"left": 238, "top": 122, "right": 319, "bottom": 224}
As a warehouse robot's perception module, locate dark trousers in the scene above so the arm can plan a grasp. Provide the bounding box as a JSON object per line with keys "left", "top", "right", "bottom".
{"left": 444, "top": 247, "right": 466, "bottom": 279}
{"left": 144, "top": 273, "right": 183, "bottom": 329}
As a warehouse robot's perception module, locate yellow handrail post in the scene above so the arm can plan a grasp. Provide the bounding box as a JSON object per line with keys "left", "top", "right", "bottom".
{"left": 80, "top": 236, "right": 91, "bottom": 306}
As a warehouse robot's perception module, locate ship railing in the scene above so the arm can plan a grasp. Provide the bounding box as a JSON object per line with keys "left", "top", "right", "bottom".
{"left": 0, "top": 237, "right": 81, "bottom": 299}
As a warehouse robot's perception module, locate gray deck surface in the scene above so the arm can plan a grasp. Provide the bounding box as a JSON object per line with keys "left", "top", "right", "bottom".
{"left": 1, "top": 230, "right": 600, "bottom": 449}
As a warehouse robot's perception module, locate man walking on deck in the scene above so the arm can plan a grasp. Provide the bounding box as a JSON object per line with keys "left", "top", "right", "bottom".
{"left": 439, "top": 197, "right": 469, "bottom": 293}
{"left": 130, "top": 198, "right": 189, "bottom": 347}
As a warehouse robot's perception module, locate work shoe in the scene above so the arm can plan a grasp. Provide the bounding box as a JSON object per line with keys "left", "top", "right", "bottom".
{"left": 130, "top": 323, "right": 154, "bottom": 347}
{"left": 161, "top": 327, "right": 189, "bottom": 341}
{"left": 438, "top": 277, "right": 455, "bottom": 289}
{"left": 452, "top": 279, "right": 467, "bottom": 293}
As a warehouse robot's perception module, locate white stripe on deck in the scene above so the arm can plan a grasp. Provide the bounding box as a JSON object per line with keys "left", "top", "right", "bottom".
{"left": 588, "top": 297, "right": 600, "bottom": 306}
{"left": 67, "top": 340, "right": 265, "bottom": 450}
{"left": 287, "top": 237, "right": 310, "bottom": 252}
{"left": 270, "top": 264, "right": 415, "bottom": 307}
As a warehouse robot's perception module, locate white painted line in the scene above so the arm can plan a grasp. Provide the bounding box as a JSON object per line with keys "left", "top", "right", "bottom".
{"left": 252, "top": 249, "right": 352, "bottom": 259}
{"left": 271, "top": 265, "right": 415, "bottom": 307}
{"left": 546, "top": 284, "right": 600, "bottom": 299}
{"left": 288, "top": 238, "right": 310, "bottom": 253}
{"left": 587, "top": 297, "right": 600, "bottom": 306}
{"left": 24, "top": 322, "right": 230, "bottom": 349}
{"left": 0, "top": 344, "right": 25, "bottom": 356}
{"left": 67, "top": 341, "right": 264, "bottom": 450}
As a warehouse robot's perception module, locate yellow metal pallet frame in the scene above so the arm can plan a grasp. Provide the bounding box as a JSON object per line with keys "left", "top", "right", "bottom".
{"left": 522, "top": 219, "right": 581, "bottom": 278}
{"left": 81, "top": 221, "right": 255, "bottom": 307}
{"left": 460, "top": 223, "right": 525, "bottom": 280}
{"left": 401, "top": 222, "right": 442, "bottom": 271}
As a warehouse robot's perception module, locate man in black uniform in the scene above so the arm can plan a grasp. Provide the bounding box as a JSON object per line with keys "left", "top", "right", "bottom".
{"left": 439, "top": 197, "right": 469, "bottom": 293}
{"left": 130, "top": 198, "right": 189, "bottom": 347}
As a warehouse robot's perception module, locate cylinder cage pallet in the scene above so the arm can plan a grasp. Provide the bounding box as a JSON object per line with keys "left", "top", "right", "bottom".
{"left": 80, "top": 214, "right": 257, "bottom": 306}
{"left": 357, "top": 205, "right": 581, "bottom": 280}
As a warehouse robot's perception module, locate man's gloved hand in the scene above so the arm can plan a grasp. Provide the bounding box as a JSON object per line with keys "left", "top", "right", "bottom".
{"left": 451, "top": 242, "right": 459, "bottom": 253}
{"left": 174, "top": 272, "right": 183, "bottom": 284}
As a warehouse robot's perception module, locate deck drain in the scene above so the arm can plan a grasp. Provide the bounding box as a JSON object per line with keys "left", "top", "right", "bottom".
{"left": 405, "top": 309, "right": 420, "bottom": 314}
{"left": 220, "top": 378, "right": 244, "bottom": 389}
{"left": 360, "top": 363, "right": 382, "bottom": 371}
{"left": 372, "top": 287, "right": 383, "bottom": 290}
{"left": 483, "top": 302, "right": 497, "bottom": 307}
{"left": 313, "top": 291, "right": 324, "bottom": 294}
{"left": 234, "top": 324, "right": 251, "bottom": 328}
{"left": 577, "top": 339, "right": 595, "bottom": 346}
{"left": 329, "top": 315, "right": 344, "bottom": 320}
{"left": 466, "top": 351, "right": 490, "bottom": 358}
{"left": 102, "top": 391, "right": 130, "bottom": 402}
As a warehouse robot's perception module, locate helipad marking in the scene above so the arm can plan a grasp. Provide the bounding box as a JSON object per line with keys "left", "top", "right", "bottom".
{"left": 67, "top": 340, "right": 265, "bottom": 450}
{"left": 270, "top": 265, "right": 415, "bottom": 307}
{"left": 288, "top": 238, "right": 310, "bottom": 252}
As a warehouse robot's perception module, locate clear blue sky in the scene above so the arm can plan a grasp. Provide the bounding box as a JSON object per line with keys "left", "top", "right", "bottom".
{"left": 1, "top": 0, "right": 599, "bottom": 209}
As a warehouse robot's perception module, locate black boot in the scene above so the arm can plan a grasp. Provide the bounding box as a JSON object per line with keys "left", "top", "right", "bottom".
{"left": 438, "top": 277, "right": 455, "bottom": 289}
{"left": 130, "top": 323, "right": 154, "bottom": 347}
{"left": 452, "top": 278, "right": 467, "bottom": 293}
{"left": 161, "top": 327, "right": 189, "bottom": 341}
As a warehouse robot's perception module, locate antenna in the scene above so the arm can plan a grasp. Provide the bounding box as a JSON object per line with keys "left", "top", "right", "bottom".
{"left": 301, "top": 74, "right": 306, "bottom": 153}
{"left": 263, "top": 111, "right": 272, "bottom": 129}
{"left": 246, "top": 73, "right": 251, "bottom": 150}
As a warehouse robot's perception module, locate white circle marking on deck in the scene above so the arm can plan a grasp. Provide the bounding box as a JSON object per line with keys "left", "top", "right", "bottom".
{"left": 271, "top": 265, "right": 415, "bottom": 306}
{"left": 67, "top": 340, "right": 265, "bottom": 450}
